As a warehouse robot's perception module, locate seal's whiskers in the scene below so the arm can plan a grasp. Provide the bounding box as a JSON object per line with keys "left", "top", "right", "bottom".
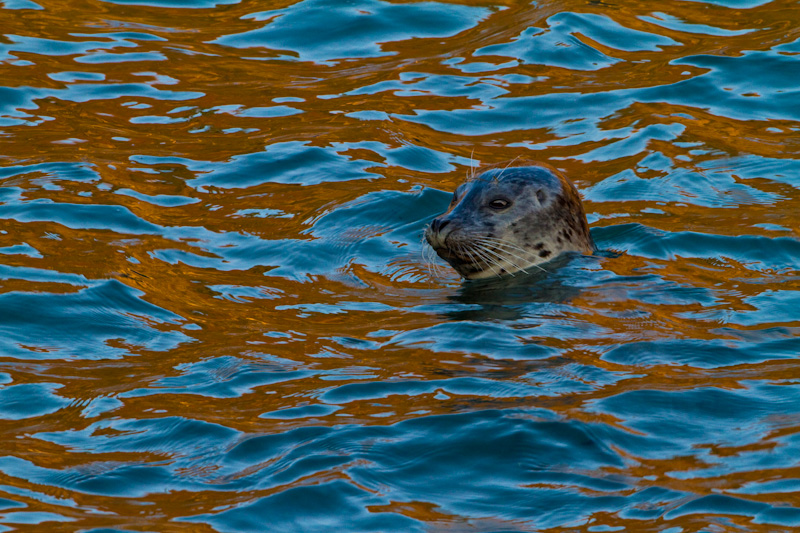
{"left": 476, "top": 236, "right": 536, "bottom": 256}
{"left": 420, "top": 230, "right": 444, "bottom": 280}
{"left": 494, "top": 156, "right": 520, "bottom": 182}
{"left": 482, "top": 237, "right": 547, "bottom": 272}
{"left": 490, "top": 244, "right": 547, "bottom": 274}
{"left": 463, "top": 243, "right": 502, "bottom": 277}
{"left": 468, "top": 149, "right": 476, "bottom": 182}
{"left": 473, "top": 242, "right": 527, "bottom": 276}
{"left": 474, "top": 237, "right": 548, "bottom": 273}
{"left": 474, "top": 248, "right": 505, "bottom": 277}
{"left": 458, "top": 244, "right": 482, "bottom": 274}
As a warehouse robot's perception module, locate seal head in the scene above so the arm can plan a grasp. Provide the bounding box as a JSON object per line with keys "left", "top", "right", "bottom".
{"left": 425, "top": 161, "right": 594, "bottom": 280}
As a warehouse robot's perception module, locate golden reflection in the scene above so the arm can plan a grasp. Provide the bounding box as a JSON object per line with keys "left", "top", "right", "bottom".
{"left": 0, "top": 0, "right": 799, "bottom": 530}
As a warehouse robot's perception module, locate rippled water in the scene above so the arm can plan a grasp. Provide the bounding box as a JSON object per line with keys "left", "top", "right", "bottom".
{"left": 1, "top": 0, "right": 800, "bottom": 530}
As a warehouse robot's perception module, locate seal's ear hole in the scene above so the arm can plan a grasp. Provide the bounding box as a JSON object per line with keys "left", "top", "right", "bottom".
{"left": 536, "top": 190, "right": 546, "bottom": 203}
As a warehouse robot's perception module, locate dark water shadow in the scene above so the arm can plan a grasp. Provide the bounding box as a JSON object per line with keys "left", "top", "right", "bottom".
{"left": 444, "top": 253, "right": 601, "bottom": 322}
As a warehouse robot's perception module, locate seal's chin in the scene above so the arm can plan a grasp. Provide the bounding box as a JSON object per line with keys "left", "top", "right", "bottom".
{"left": 438, "top": 250, "right": 506, "bottom": 280}
{"left": 460, "top": 265, "right": 503, "bottom": 280}
{"left": 429, "top": 244, "right": 477, "bottom": 276}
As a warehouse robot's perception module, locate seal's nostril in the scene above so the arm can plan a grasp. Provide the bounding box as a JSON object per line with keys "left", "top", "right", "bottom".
{"left": 431, "top": 219, "right": 449, "bottom": 233}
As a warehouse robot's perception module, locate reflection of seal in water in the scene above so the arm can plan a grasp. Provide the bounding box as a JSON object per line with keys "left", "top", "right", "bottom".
{"left": 425, "top": 160, "right": 594, "bottom": 280}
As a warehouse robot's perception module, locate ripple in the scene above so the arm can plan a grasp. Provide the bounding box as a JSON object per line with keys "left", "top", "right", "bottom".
{"left": 124, "top": 355, "right": 316, "bottom": 398}
{"left": 0, "top": 383, "right": 70, "bottom": 420}
{"left": 477, "top": 12, "right": 679, "bottom": 71}
{"left": 666, "top": 494, "right": 800, "bottom": 526}
{"left": 2, "top": 0, "right": 800, "bottom": 530}
{"left": 101, "top": 0, "right": 239, "bottom": 6}
{"left": 595, "top": 223, "right": 800, "bottom": 272}
{"left": 192, "top": 480, "right": 418, "bottom": 532}
{"left": 213, "top": 0, "right": 491, "bottom": 64}
{"left": 152, "top": 142, "right": 383, "bottom": 189}
{"left": 0, "top": 280, "right": 192, "bottom": 359}
{"left": 641, "top": 12, "right": 758, "bottom": 36}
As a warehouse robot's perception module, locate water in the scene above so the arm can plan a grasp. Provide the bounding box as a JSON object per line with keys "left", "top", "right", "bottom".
{"left": 1, "top": 0, "right": 799, "bottom": 530}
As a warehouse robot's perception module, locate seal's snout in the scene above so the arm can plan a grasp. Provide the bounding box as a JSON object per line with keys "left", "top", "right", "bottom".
{"left": 425, "top": 215, "right": 455, "bottom": 251}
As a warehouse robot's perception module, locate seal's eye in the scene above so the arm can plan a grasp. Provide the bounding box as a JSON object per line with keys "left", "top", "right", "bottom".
{"left": 488, "top": 198, "right": 510, "bottom": 210}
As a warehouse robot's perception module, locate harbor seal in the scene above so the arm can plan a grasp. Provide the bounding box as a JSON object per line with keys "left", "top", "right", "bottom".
{"left": 425, "top": 160, "right": 594, "bottom": 280}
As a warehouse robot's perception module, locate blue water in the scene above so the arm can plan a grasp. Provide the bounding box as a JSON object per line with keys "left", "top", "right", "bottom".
{"left": 1, "top": 0, "right": 800, "bottom": 531}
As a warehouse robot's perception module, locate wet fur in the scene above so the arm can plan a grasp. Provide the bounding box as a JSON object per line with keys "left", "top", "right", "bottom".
{"left": 425, "top": 160, "right": 594, "bottom": 280}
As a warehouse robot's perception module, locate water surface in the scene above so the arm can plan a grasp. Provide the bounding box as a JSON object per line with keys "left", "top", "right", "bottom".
{"left": 1, "top": 0, "right": 800, "bottom": 531}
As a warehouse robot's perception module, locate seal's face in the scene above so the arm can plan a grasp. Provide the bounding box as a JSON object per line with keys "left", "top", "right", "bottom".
{"left": 425, "top": 162, "right": 594, "bottom": 280}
